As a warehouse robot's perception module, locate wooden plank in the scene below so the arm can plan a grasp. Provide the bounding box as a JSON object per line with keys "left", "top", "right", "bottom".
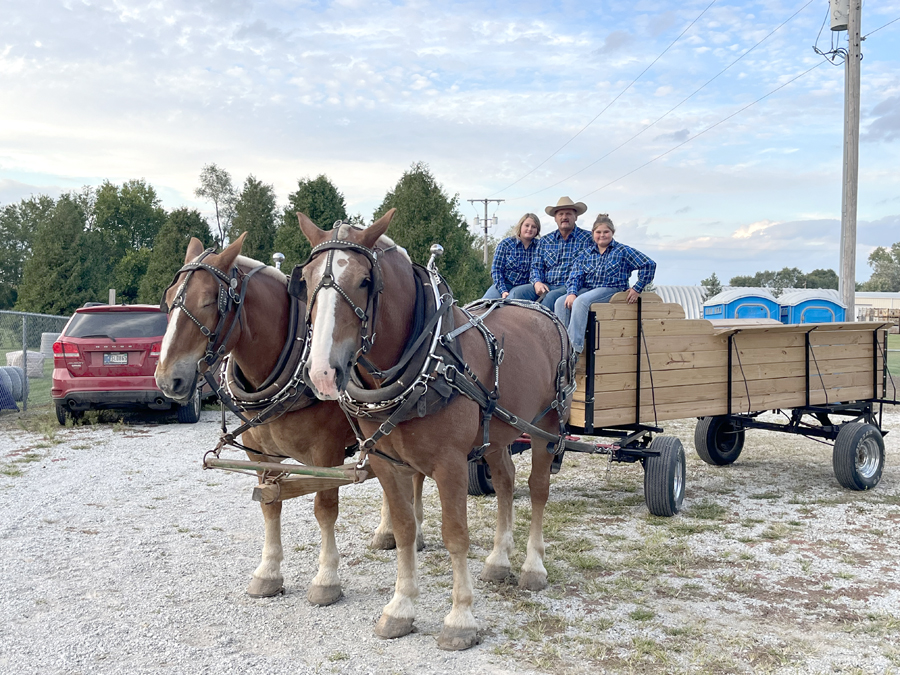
{"left": 709, "top": 319, "right": 782, "bottom": 327}
{"left": 597, "top": 319, "right": 716, "bottom": 339}
{"left": 597, "top": 303, "right": 687, "bottom": 321}
{"left": 581, "top": 357, "right": 879, "bottom": 393}
{"left": 569, "top": 383, "right": 881, "bottom": 427}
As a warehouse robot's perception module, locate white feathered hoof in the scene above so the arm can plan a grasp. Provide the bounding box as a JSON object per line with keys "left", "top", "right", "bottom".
{"left": 518, "top": 570, "right": 548, "bottom": 592}
{"left": 370, "top": 531, "right": 396, "bottom": 550}
{"left": 480, "top": 563, "right": 512, "bottom": 583}
{"left": 374, "top": 613, "right": 414, "bottom": 639}
{"left": 438, "top": 626, "right": 481, "bottom": 651}
{"left": 247, "top": 576, "right": 284, "bottom": 598}
{"left": 307, "top": 583, "right": 342, "bottom": 606}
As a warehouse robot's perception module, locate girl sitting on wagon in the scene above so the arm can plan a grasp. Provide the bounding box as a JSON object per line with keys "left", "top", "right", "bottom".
{"left": 555, "top": 213, "right": 656, "bottom": 353}
{"left": 482, "top": 213, "right": 541, "bottom": 299}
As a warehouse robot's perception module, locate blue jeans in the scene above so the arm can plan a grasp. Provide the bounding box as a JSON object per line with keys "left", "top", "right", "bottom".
{"left": 481, "top": 284, "right": 503, "bottom": 300}
{"left": 554, "top": 287, "right": 619, "bottom": 352}
{"left": 508, "top": 283, "right": 566, "bottom": 310}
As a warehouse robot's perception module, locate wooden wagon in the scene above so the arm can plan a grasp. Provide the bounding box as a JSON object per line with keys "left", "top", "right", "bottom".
{"left": 469, "top": 292, "right": 898, "bottom": 516}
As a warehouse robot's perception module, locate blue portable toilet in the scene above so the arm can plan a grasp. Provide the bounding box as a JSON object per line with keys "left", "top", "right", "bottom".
{"left": 703, "top": 288, "right": 780, "bottom": 320}
{"left": 778, "top": 289, "right": 846, "bottom": 324}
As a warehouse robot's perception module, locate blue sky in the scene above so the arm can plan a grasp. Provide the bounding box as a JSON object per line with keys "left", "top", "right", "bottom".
{"left": 1, "top": 0, "right": 898, "bottom": 285}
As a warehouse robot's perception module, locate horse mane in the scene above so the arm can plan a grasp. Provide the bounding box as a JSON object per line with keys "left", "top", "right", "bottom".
{"left": 336, "top": 223, "right": 411, "bottom": 263}
{"left": 235, "top": 255, "right": 287, "bottom": 284}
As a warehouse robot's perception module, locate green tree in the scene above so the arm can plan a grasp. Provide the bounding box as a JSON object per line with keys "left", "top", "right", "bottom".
{"left": 803, "top": 268, "right": 839, "bottom": 290}
{"left": 113, "top": 248, "right": 152, "bottom": 304}
{"left": 0, "top": 195, "right": 55, "bottom": 308}
{"left": 195, "top": 163, "right": 236, "bottom": 248}
{"left": 230, "top": 175, "right": 277, "bottom": 263}
{"left": 139, "top": 208, "right": 214, "bottom": 303}
{"left": 16, "top": 195, "right": 97, "bottom": 314}
{"left": 373, "top": 162, "right": 490, "bottom": 303}
{"left": 274, "top": 175, "right": 348, "bottom": 269}
{"left": 859, "top": 243, "right": 900, "bottom": 292}
{"left": 700, "top": 272, "right": 723, "bottom": 299}
{"left": 94, "top": 179, "right": 167, "bottom": 255}
{"left": 729, "top": 267, "right": 805, "bottom": 297}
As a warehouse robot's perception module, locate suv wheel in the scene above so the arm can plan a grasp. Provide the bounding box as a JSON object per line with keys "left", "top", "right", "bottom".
{"left": 55, "top": 402, "right": 83, "bottom": 426}
{"left": 176, "top": 387, "right": 202, "bottom": 424}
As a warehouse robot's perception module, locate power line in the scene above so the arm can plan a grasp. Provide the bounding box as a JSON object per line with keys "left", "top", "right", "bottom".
{"left": 508, "top": 0, "right": 817, "bottom": 203}
{"left": 578, "top": 60, "right": 827, "bottom": 200}
{"left": 864, "top": 16, "right": 900, "bottom": 37}
{"left": 487, "top": 0, "right": 718, "bottom": 198}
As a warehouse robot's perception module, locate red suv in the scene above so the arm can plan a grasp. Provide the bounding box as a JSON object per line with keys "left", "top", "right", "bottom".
{"left": 51, "top": 304, "right": 204, "bottom": 425}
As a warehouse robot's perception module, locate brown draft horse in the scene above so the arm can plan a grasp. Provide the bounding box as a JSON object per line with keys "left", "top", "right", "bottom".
{"left": 154, "top": 234, "right": 422, "bottom": 606}
{"left": 298, "top": 210, "right": 573, "bottom": 650}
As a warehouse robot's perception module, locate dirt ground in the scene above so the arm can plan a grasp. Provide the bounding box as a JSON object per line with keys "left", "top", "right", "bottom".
{"left": 2, "top": 405, "right": 900, "bottom": 674}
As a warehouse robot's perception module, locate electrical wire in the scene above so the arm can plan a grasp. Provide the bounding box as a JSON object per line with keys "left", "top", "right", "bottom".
{"left": 578, "top": 60, "right": 827, "bottom": 199}
{"left": 487, "top": 0, "right": 718, "bottom": 199}
{"left": 509, "top": 0, "right": 817, "bottom": 203}
{"left": 864, "top": 16, "right": 900, "bottom": 37}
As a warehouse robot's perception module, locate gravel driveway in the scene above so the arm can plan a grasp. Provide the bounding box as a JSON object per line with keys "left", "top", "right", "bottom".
{"left": 2, "top": 405, "right": 899, "bottom": 674}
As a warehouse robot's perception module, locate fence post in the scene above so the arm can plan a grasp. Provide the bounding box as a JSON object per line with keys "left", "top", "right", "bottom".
{"left": 21, "top": 315, "right": 28, "bottom": 411}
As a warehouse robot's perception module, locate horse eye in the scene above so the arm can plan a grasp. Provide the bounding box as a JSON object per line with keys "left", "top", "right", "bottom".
{"left": 360, "top": 278, "right": 371, "bottom": 289}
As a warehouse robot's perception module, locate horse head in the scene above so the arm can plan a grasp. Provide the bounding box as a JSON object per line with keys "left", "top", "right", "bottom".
{"left": 297, "top": 209, "right": 397, "bottom": 400}
{"left": 155, "top": 233, "right": 247, "bottom": 402}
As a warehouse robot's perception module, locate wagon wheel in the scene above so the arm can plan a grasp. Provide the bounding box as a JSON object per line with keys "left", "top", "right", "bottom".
{"left": 467, "top": 458, "right": 495, "bottom": 496}
{"left": 832, "top": 423, "right": 885, "bottom": 491}
{"left": 694, "top": 416, "right": 745, "bottom": 466}
{"left": 176, "top": 386, "right": 202, "bottom": 424}
{"left": 643, "top": 435, "right": 685, "bottom": 517}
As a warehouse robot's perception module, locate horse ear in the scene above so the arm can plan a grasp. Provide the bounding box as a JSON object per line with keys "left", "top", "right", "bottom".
{"left": 361, "top": 208, "right": 396, "bottom": 248}
{"left": 216, "top": 232, "right": 247, "bottom": 271}
{"left": 297, "top": 212, "right": 328, "bottom": 248}
{"left": 185, "top": 237, "right": 204, "bottom": 263}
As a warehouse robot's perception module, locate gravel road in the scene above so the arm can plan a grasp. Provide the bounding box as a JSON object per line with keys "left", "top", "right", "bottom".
{"left": 2, "top": 405, "right": 900, "bottom": 674}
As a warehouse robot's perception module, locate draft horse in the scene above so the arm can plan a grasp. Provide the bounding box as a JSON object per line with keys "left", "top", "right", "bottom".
{"left": 297, "top": 209, "right": 576, "bottom": 650}
{"left": 154, "top": 234, "right": 421, "bottom": 606}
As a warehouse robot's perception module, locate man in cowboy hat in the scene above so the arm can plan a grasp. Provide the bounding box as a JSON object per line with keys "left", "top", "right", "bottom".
{"left": 508, "top": 196, "right": 593, "bottom": 309}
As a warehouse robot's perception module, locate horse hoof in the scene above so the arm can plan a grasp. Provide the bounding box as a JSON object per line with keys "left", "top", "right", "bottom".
{"left": 480, "top": 564, "right": 512, "bottom": 583}
{"left": 371, "top": 532, "right": 396, "bottom": 550}
{"left": 247, "top": 576, "right": 284, "bottom": 598}
{"left": 437, "top": 626, "right": 481, "bottom": 651}
{"left": 374, "top": 614, "right": 414, "bottom": 639}
{"left": 518, "top": 571, "right": 548, "bottom": 592}
{"left": 307, "top": 584, "right": 342, "bottom": 606}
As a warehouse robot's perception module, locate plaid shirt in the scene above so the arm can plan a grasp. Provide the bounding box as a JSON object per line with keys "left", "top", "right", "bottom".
{"left": 529, "top": 227, "right": 593, "bottom": 286}
{"left": 490, "top": 236, "right": 538, "bottom": 294}
{"left": 565, "top": 239, "right": 656, "bottom": 295}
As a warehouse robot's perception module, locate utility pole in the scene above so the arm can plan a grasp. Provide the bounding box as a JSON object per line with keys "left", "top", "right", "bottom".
{"left": 837, "top": 0, "right": 861, "bottom": 320}
{"left": 468, "top": 199, "right": 504, "bottom": 265}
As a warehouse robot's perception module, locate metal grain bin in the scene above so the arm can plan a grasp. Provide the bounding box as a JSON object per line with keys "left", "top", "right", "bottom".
{"left": 778, "top": 289, "right": 846, "bottom": 324}
{"left": 702, "top": 288, "right": 780, "bottom": 320}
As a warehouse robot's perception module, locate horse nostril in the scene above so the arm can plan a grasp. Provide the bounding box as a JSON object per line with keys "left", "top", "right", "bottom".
{"left": 172, "top": 377, "right": 184, "bottom": 394}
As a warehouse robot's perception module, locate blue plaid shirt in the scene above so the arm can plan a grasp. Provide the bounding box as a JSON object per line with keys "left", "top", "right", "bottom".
{"left": 565, "top": 239, "right": 656, "bottom": 294}
{"left": 529, "top": 227, "right": 593, "bottom": 286}
{"left": 490, "top": 236, "right": 538, "bottom": 294}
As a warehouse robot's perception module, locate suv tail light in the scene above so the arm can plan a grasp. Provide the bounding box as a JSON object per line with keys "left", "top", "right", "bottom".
{"left": 150, "top": 342, "right": 162, "bottom": 358}
{"left": 53, "top": 341, "right": 80, "bottom": 357}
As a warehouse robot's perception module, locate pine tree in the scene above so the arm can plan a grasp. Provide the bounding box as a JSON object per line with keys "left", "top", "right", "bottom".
{"left": 230, "top": 175, "right": 277, "bottom": 264}
{"left": 274, "top": 175, "right": 348, "bottom": 269}
{"left": 139, "top": 209, "right": 214, "bottom": 304}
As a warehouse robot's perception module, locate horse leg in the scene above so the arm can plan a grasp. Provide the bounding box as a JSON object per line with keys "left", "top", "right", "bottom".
{"left": 371, "top": 473, "right": 426, "bottom": 552}
{"left": 433, "top": 463, "right": 479, "bottom": 651}
{"left": 481, "top": 447, "right": 516, "bottom": 583}
{"left": 306, "top": 487, "right": 342, "bottom": 606}
{"left": 247, "top": 500, "right": 285, "bottom": 597}
{"left": 373, "top": 465, "right": 420, "bottom": 640}
{"left": 519, "top": 439, "right": 553, "bottom": 591}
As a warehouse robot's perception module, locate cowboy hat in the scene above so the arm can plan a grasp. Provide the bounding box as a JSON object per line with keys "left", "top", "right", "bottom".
{"left": 545, "top": 196, "right": 587, "bottom": 217}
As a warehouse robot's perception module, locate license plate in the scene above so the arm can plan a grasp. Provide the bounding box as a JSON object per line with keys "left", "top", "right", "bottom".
{"left": 104, "top": 352, "right": 128, "bottom": 365}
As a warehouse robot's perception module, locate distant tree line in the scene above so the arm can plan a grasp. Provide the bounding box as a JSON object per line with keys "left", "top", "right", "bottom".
{"left": 0, "top": 162, "right": 490, "bottom": 315}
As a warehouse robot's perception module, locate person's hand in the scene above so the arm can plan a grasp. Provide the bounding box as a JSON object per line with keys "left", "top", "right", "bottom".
{"left": 626, "top": 288, "right": 640, "bottom": 304}
{"left": 565, "top": 294, "right": 577, "bottom": 309}
{"left": 501, "top": 291, "right": 509, "bottom": 299}
{"left": 534, "top": 282, "right": 549, "bottom": 296}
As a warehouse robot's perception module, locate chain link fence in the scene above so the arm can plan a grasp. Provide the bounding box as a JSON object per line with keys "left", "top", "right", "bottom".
{"left": 0, "top": 310, "right": 70, "bottom": 413}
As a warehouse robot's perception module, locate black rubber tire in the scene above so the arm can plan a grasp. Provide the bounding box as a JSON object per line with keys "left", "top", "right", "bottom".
{"left": 694, "top": 416, "right": 745, "bottom": 466}
{"left": 176, "top": 387, "right": 202, "bottom": 424}
{"left": 467, "top": 459, "right": 495, "bottom": 496}
{"left": 55, "top": 402, "right": 68, "bottom": 426}
{"left": 644, "top": 435, "right": 686, "bottom": 517}
{"left": 833, "top": 422, "right": 885, "bottom": 491}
